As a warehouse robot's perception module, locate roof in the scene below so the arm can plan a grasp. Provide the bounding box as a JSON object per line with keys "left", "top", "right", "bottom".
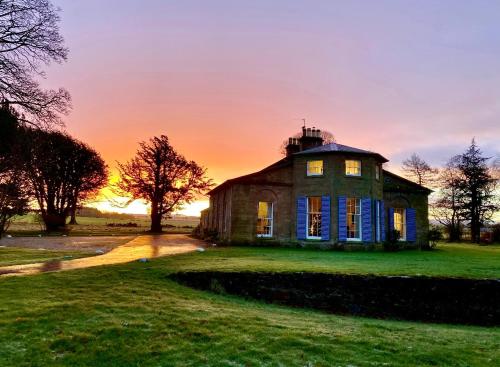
{"left": 383, "top": 169, "right": 433, "bottom": 194}
{"left": 208, "top": 142, "right": 390, "bottom": 196}
{"left": 294, "top": 142, "right": 388, "bottom": 162}
{"left": 207, "top": 157, "right": 293, "bottom": 195}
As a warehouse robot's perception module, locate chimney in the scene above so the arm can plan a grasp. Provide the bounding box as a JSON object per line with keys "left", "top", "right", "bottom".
{"left": 299, "top": 126, "right": 323, "bottom": 151}
{"left": 285, "top": 137, "right": 300, "bottom": 157}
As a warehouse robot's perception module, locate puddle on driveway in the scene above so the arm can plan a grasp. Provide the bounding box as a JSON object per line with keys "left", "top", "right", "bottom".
{"left": 0, "top": 234, "right": 204, "bottom": 277}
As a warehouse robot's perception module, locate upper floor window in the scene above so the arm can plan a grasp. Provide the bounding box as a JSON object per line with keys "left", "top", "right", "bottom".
{"left": 345, "top": 160, "right": 361, "bottom": 176}
{"left": 307, "top": 197, "right": 322, "bottom": 239}
{"left": 256, "top": 202, "right": 273, "bottom": 237}
{"left": 307, "top": 160, "right": 323, "bottom": 176}
{"left": 375, "top": 164, "right": 381, "bottom": 180}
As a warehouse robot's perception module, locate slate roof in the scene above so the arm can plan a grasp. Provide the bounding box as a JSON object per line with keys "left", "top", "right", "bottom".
{"left": 295, "top": 142, "right": 388, "bottom": 162}
{"left": 383, "top": 169, "right": 433, "bottom": 194}
{"left": 207, "top": 157, "right": 293, "bottom": 195}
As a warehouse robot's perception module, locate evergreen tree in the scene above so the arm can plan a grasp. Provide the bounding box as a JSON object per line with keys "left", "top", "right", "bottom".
{"left": 456, "top": 140, "right": 498, "bottom": 243}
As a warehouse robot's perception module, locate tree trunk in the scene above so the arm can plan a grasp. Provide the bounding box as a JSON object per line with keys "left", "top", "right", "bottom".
{"left": 69, "top": 200, "right": 78, "bottom": 225}
{"left": 150, "top": 200, "right": 162, "bottom": 233}
{"left": 43, "top": 212, "right": 66, "bottom": 232}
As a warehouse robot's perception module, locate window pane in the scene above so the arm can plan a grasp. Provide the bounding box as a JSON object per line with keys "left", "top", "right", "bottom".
{"left": 307, "top": 160, "right": 323, "bottom": 176}
{"left": 393, "top": 208, "right": 406, "bottom": 239}
{"left": 257, "top": 202, "right": 273, "bottom": 237}
{"left": 307, "top": 197, "right": 322, "bottom": 238}
{"left": 345, "top": 160, "right": 361, "bottom": 176}
{"left": 347, "top": 197, "right": 361, "bottom": 239}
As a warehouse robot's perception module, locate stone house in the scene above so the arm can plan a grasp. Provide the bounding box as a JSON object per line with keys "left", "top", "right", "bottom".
{"left": 200, "top": 127, "right": 431, "bottom": 246}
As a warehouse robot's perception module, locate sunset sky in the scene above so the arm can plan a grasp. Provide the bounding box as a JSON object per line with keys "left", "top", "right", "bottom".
{"left": 45, "top": 0, "right": 500, "bottom": 216}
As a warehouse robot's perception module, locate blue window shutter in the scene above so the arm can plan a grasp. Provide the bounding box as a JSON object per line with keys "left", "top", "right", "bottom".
{"left": 380, "top": 201, "right": 386, "bottom": 241}
{"left": 296, "top": 197, "right": 307, "bottom": 240}
{"left": 388, "top": 207, "right": 395, "bottom": 236}
{"left": 338, "top": 196, "right": 347, "bottom": 241}
{"left": 362, "top": 197, "right": 372, "bottom": 242}
{"left": 406, "top": 208, "right": 417, "bottom": 242}
{"left": 321, "top": 196, "right": 331, "bottom": 241}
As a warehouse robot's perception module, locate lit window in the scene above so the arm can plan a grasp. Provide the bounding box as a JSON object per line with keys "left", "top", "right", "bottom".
{"left": 394, "top": 208, "right": 406, "bottom": 240}
{"left": 307, "top": 197, "right": 322, "bottom": 239}
{"left": 256, "top": 202, "right": 273, "bottom": 237}
{"left": 347, "top": 197, "right": 361, "bottom": 240}
{"left": 307, "top": 160, "right": 323, "bottom": 176}
{"left": 375, "top": 165, "right": 380, "bottom": 180}
{"left": 345, "top": 160, "right": 361, "bottom": 176}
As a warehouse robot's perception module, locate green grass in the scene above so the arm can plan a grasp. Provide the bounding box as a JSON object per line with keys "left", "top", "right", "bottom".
{"left": 7, "top": 214, "right": 198, "bottom": 236}
{"left": 169, "top": 243, "right": 500, "bottom": 279}
{"left": 0, "top": 245, "right": 498, "bottom": 366}
{"left": 0, "top": 247, "right": 94, "bottom": 267}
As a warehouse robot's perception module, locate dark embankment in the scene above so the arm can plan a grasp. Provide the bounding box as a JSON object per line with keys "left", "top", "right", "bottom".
{"left": 170, "top": 271, "right": 500, "bottom": 326}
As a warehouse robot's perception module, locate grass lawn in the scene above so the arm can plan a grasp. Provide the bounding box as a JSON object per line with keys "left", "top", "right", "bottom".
{"left": 0, "top": 247, "right": 94, "bottom": 267}
{"left": 0, "top": 244, "right": 498, "bottom": 366}
{"left": 7, "top": 214, "right": 198, "bottom": 236}
{"left": 171, "top": 243, "right": 500, "bottom": 279}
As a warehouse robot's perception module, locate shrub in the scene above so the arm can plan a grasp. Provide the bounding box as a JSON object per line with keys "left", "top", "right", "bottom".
{"left": 383, "top": 230, "right": 402, "bottom": 252}
{"left": 422, "top": 227, "right": 443, "bottom": 250}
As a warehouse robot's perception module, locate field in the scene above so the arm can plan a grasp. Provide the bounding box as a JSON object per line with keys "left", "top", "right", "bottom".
{"left": 7, "top": 214, "right": 199, "bottom": 236}
{"left": 0, "top": 242, "right": 498, "bottom": 366}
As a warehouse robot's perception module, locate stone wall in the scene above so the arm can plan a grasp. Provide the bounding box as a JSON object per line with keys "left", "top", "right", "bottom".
{"left": 171, "top": 271, "right": 500, "bottom": 326}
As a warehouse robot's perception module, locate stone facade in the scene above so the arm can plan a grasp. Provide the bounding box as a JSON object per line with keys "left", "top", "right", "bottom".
{"left": 200, "top": 129, "right": 431, "bottom": 247}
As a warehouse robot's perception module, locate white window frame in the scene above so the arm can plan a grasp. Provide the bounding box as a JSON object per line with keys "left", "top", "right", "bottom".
{"left": 345, "top": 160, "right": 362, "bottom": 176}
{"left": 306, "top": 197, "right": 322, "bottom": 239}
{"left": 256, "top": 202, "right": 273, "bottom": 238}
{"left": 346, "top": 197, "right": 362, "bottom": 242}
{"left": 375, "top": 165, "right": 380, "bottom": 181}
{"left": 306, "top": 160, "right": 324, "bottom": 176}
{"left": 393, "top": 208, "right": 406, "bottom": 241}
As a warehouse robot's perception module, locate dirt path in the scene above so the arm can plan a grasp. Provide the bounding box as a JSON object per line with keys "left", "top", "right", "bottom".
{"left": 0, "top": 234, "right": 204, "bottom": 277}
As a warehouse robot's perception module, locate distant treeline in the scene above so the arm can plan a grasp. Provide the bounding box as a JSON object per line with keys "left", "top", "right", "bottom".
{"left": 76, "top": 207, "right": 137, "bottom": 221}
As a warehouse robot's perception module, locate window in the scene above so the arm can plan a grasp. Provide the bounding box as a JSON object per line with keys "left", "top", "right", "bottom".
{"left": 375, "top": 165, "right": 380, "bottom": 180}
{"left": 394, "top": 208, "right": 406, "bottom": 240}
{"left": 375, "top": 201, "right": 381, "bottom": 242}
{"left": 307, "top": 160, "right": 323, "bottom": 176}
{"left": 256, "top": 202, "right": 273, "bottom": 237}
{"left": 307, "top": 197, "right": 322, "bottom": 239}
{"left": 345, "top": 160, "right": 361, "bottom": 176}
{"left": 347, "top": 197, "right": 361, "bottom": 240}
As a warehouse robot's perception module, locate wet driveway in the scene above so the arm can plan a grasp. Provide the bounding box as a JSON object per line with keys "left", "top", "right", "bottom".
{"left": 0, "top": 234, "right": 204, "bottom": 277}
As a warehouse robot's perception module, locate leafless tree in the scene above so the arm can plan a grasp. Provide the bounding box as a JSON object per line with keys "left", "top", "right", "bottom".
{"left": 0, "top": 0, "right": 70, "bottom": 128}
{"left": 430, "top": 156, "right": 463, "bottom": 242}
{"left": 401, "top": 153, "right": 437, "bottom": 187}
{"left": 115, "top": 135, "right": 213, "bottom": 233}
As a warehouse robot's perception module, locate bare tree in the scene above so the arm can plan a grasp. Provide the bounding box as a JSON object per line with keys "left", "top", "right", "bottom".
{"left": 0, "top": 0, "right": 70, "bottom": 128}
{"left": 401, "top": 153, "right": 437, "bottom": 186}
{"left": 21, "top": 129, "right": 108, "bottom": 231}
{"left": 279, "top": 130, "right": 335, "bottom": 155}
{"left": 116, "top": 135, "right": 213, "bottom": 233}
{"left": 430, "top": 156, "right": 463, "bottom": 242}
